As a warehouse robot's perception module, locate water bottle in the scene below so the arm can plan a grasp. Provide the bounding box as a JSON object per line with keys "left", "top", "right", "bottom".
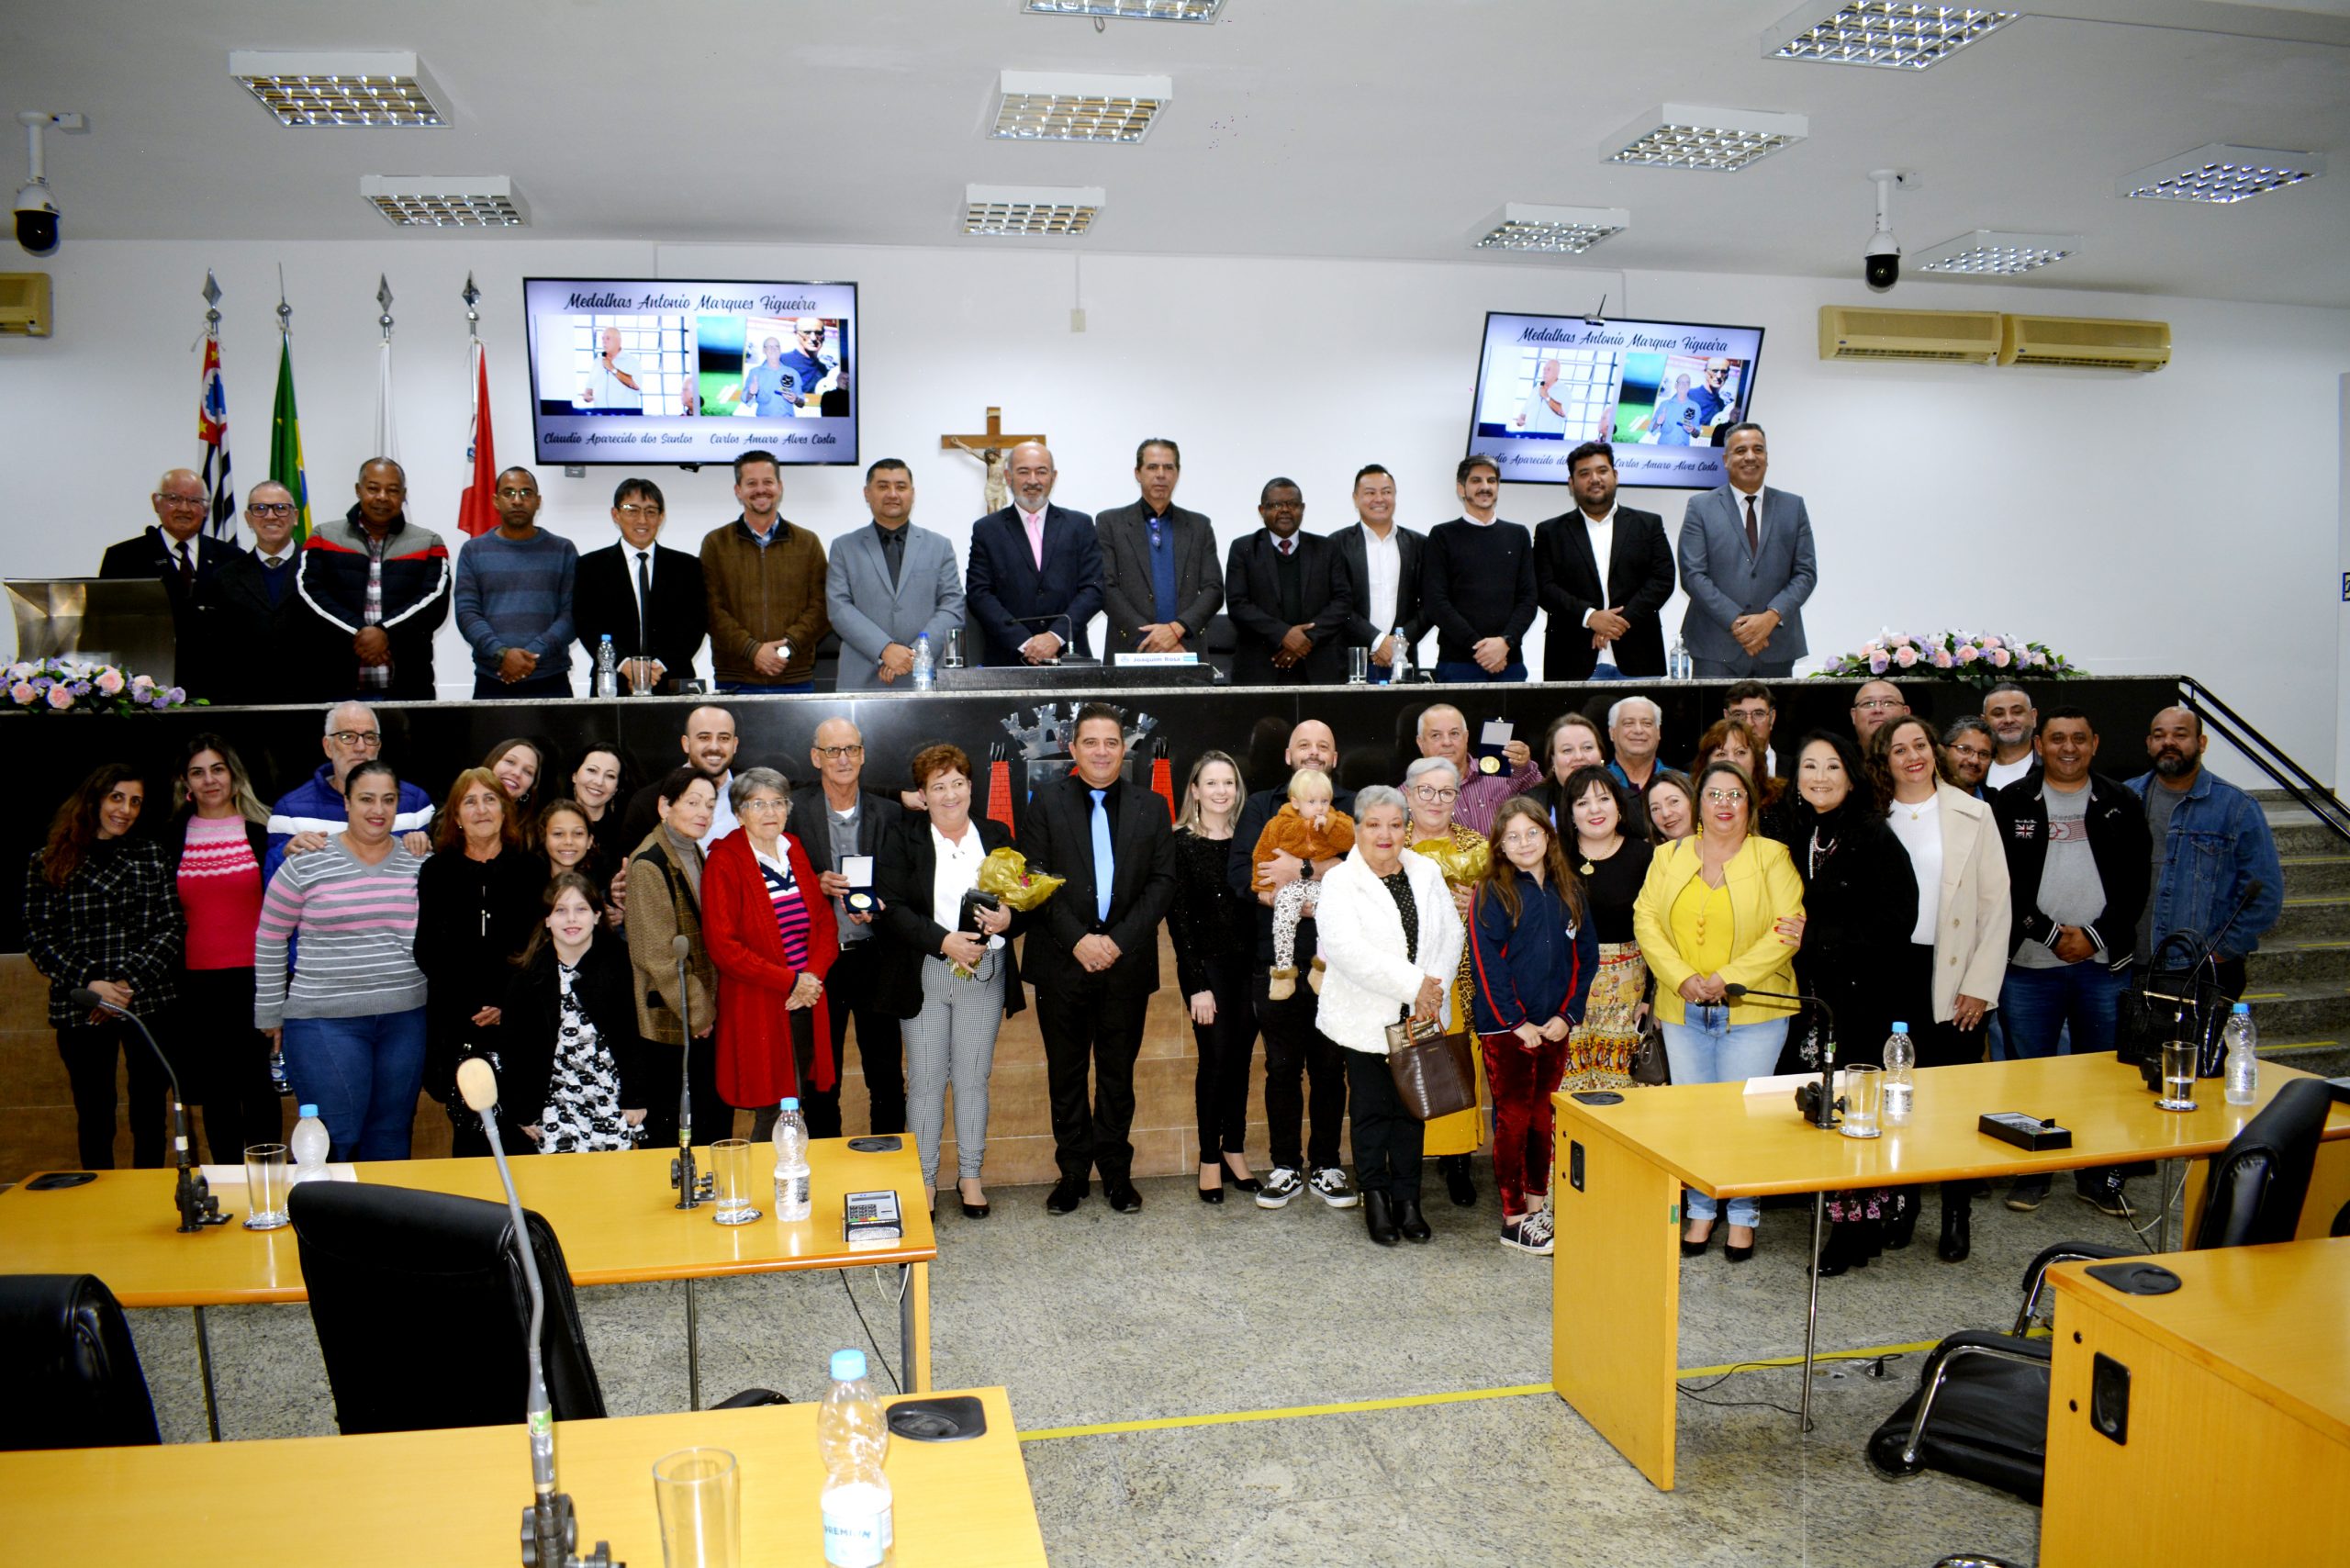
{"left": 593, "top": 634, "right": 620, "bottom": 697}
{"left": 910, "top": 633, "right": 934, "bottom": 692}
{"left": 2223, "top": 1002, "right": 2259, "bottom": 1106}
{"left": 269, "top": 1047, "right": 292, "bottom": 1097}
{"left": 1389, "top": 626, "right": 1411, "bottom": 683}
{"left": 1669, "top": 638, "right": 1690, "bottom": 680}
{"left": 773, "top": 1097, "right": 811, "bottom": 1221}
{"left": 819, "top": 1348, "right": 893, "bottom": 1567}
{"left": 1882, "top": 1024, "right": 1914, "bottom": 1126}
{"left": 288, "top": 1104, "right": 330, "bottom": 1184}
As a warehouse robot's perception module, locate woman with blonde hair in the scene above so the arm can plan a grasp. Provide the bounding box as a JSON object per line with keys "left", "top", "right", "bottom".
{"left": 1403, "top": 753, "right": 1490, "bottom": 1208}
{"left": 1168, "top": 750, "right": 1259, "bottom": 1203}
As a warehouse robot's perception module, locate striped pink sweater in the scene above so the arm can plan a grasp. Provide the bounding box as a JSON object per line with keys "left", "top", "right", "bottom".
{"left": 253, "top": 838, "right": 428, "bottom": 1026}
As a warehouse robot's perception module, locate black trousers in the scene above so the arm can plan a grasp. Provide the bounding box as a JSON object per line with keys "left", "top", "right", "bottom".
{"left": 1190, "top": 957, "right": 1259, "bottom": 1167}
{"left": 1345, "top": 1048, "right": 1423, "bottom": 1201}
{"left": 1253, "top": 969, "right": 1348, "bottom": 1174}
{"left": 1889, "top": 943, "right": 1987, "bottom": 1069}
{"left": 637, "top": 1034, "right": 734, "bottom": 1149}
{"left": 1034, "top": 974, "right": 1149, "bottom": 1185}
{"left": 178, "top": 969, "right": 285, "bottom": 1164}
{"left": 56, "top": 1018, "right": 172, "bottom": 1170}
{"left": 802, "top": 942, "right": 904, "bottom": 1138}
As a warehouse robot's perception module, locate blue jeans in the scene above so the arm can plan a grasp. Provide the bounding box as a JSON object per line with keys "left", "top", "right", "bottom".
{"left": 1435, "top": 660, "right": 1528, "bottom": 684}
{"left": 717, "top": 679, "right": 812, "bottom": 695}
{"left": 1584, "top": 664, "right": 1634, "bottom": 682}
{"left": 282, "top": 1008, "right": 428, "bottom": 1162}
{"left": 1998, "top": 964, "right": 2127, "bottom": 1060}
{"left": 1662, "top": 1006, "right": 1788, "bottom": 1228}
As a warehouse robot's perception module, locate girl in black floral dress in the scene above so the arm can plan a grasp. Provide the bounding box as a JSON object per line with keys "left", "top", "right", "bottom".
{"left": 501, "top": 872, "right": 651, "bottom": 1153}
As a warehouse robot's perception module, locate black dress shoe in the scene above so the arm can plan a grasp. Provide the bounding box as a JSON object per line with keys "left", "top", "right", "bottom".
{"left": 1681, "top": 1225, "right": 1713, "bottom": 1258}
{"left": 1816, "top": 1223, "right": 1866, "bottom": 1278}
{"left": 1219, "top": 1157, "right": 1260, "bottom": 1194}
{"left": 1363, "top": 1190, "right": 1401, "bottom": 1247}
{"left": 1394, "top": 1197, "right": 1432, "bottom": 1243}
{"left": 1105, "top": 1182, "right": 1143, "bottom": 1214}
{"left": 1938, "top": 1197, "right": 1972, "bottom": 1262}
{"left": 961, "top": 1195, "right": 991, "bottom": 1219}
{"left": 1438, "top": 1154, "right": 1477, "bottom": 1208}
{"left": 1883, "top": 1193, "right": 1919, "bottom": 1251}
{"left": 1197, "top": 1182, "right": 1225, "bottom": 1205}
{"left": 1725, "top": 1229, "right": 1756, "bottom": 1263}
{"left": 1045, "top": 1178, "right": 1088, "bottom": 1215}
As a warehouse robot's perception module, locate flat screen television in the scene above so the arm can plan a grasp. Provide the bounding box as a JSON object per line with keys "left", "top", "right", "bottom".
{"left": 522, "top": 277, "right": 858, "bottom": 466}
{"left": 1464, "top": 312, "right": 1763, "bottom": 489}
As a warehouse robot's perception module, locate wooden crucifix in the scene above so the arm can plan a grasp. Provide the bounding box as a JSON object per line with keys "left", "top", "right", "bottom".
{"left": 940, "top": 406, "right": 1044, "bottom": 516}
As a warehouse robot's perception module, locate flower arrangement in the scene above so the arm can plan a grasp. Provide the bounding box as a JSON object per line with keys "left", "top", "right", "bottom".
{"left": 1815, "top": 630, "right": 2079, "bottom": 689}
{"left": 4, "top": 658, "right": 197, "bottom": 715}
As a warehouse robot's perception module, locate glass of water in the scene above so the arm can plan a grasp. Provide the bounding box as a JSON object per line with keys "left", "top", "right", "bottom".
{"left": 2157, "top": 1041, "right": 2200, "bottom": 1111}
{"left": 653, "top": 1447, "right": 739, "bottom": 1568}
{"left": 711, "top": 1138, "right": 761, "bottom": 1226}
{"left": 243, "top": 1143, "right": 291, "bottom": 1229}
{"left": 1840, "top": 1064, "right": 1883, "bottom": 1139}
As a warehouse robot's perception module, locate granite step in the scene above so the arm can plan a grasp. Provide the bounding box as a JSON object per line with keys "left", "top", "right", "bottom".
{"left": 2230, "top": 979, "right": 2350, "bottom": 1042}
{"left": 2278, "top": 853, "right": 2350, "bottom": 897}
{"left": 2261, "top": 1040, "right": 2350, "bottom": 1081}
{"left": 2244, "top": 938, "right": 2350, "bottom": 990}
{"left": 2272, "top": 892, "right": 2350, "bottom": 945}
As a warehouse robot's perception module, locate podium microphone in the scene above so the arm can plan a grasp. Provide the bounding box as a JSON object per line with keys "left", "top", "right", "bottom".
{"left": 669, "top": 935, "right": 710, "bottom": 1210}
{"left": 455, "top": 1058, "right": 618, "bottom": 1568}
{"left": 71, "top": 987, "right": 227, "bottom": 1232}
{"left": 1722, "top": 983, "right": 1842, "bottom": 1131}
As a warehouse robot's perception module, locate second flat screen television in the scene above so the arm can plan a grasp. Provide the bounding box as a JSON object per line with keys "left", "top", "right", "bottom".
{"left": 1466, "top": 312, "right": 1764, "bottom": 489}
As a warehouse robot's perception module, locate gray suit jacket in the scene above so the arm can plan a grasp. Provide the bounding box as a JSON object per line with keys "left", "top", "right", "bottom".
{"left": 1676, "top": 485, "right": 1817, "bottom": 664}
{"left": 824, "top": 521, "right": 966, "bottom": 690}
{"left": 1095, "top": 500, "right": 1225, "bottom": 654}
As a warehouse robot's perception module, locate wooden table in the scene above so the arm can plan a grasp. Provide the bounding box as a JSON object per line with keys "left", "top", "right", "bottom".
{"left": 0, "top": 1140, "right": 936, "bottom": 1438}
{"left": 0, "top": 1384, "right": 1047, "bottom": 1566}
{"left": 1550, "top": 1054, "right": 2350, "bottom": 1490}
{"left": 2042, "top": 1238, "right": 2350, "bottom": 1567}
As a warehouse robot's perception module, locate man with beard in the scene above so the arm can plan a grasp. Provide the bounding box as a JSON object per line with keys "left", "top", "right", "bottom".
{"left": 621, "top": 705, "right": 744, "bottom": 847}
{"left": 1422, "top": 456, "right": 1536, "bottom": 683}
{"left": 1534, "top": 441, "right": 1673, "bottom": 682}
{"left": 1942, "top": 717, "right": 1996, "bottom": 798}
{"left": 1983, "top": 682, "right": 2038, "bottom": 790}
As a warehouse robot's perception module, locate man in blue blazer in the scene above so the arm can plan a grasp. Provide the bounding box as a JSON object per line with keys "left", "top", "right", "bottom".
{"left": 965, "top": 441, "right": 1103, "bottom": 666}
{"left": 1676, "top": 422, "right": 1818, "bottom": 678}
{"left": 826, "top": 458, "right": 966, "bottom": 689}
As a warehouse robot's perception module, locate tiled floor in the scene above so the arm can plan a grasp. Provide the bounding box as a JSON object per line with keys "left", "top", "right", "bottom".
{"left": 125, "top": 1160, "right": 2133, "bottom": 1566}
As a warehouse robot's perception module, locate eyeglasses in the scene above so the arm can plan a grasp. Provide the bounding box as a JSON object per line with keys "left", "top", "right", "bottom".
{"left": 1703, "top": 788, "right": 1748, "bottom": 803}
{"left": 326, "top": 731, "right": 383, "bottom": 748}
{"left": 1854, "top": 698, "right": 1907, "bottom": 711}
{"left": 1410, "top": 786, "right": 1460, "bottom": 802}
{"left": 1947, "top": 745, "right": 1993, "bottom": 763}
{"left": 155, "top": 494, "right": 207, "bottom": 509}
{"left": 495, "top": 488, "right": 538, "bottom": 501}
{"left": 740, "top": 798, "right": 788, "bottom": 815}
{"left": 616, "top": 503, "right": 664, "bottom": 518}
{"left": 813, "top": 745, "right": 866, "bottom": 761}
{"left": 248, "top": 502, "right": 296, "bottom": 518}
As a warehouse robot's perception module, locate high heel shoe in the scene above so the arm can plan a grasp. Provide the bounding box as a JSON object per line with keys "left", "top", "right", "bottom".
{"left": 1197, "top": 1165, "right": 1225, "bottom": 1205}
{"left": 1937, "top": 1194, "right": 1972, "bottom": 1262}
{"left": 1725, "top": 1225, "right": 1756, "bottom": 1263}
{"left": 1681, "top": 1222, "right": 1715, "bottom": 1258}
{"left": 958, "top": 1180, "right": 990, "bottom": 1219}
{"left": 1219, "top": 1156, "right": 1259, "bottom": 1194}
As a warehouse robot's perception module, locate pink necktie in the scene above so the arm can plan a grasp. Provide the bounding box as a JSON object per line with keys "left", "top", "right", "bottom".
{"left": 1024, "top": 510, "right": 1045, "bottom": 570}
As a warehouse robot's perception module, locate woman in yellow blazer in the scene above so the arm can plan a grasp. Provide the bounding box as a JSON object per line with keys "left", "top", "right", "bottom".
{"left": 1632, "top": 759, "right": 1807, "bottom": 1262}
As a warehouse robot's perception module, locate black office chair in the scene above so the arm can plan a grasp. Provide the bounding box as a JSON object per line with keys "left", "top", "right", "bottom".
{"left": 289, "top": 1182, "right": 782, "bottom": 1436}
{"left": 811, "top": 629, "right": 844, "bottom": 693}
{"left": 1203, "top": 613, "right": 1237, "bottom": 680}
{"left": 2333, "top": 1198, "right": 2350, "bottom": 1238}
{"left": 0, "top": 1273, "right": 161, "bottom": 1450}
{"left": 1866, "top": 1077, "right": 2333, "bottom": 1503}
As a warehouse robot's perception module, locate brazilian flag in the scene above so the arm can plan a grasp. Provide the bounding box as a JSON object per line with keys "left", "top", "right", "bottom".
{"left": 270, "top": 338, "right": 313, "bottom": 543}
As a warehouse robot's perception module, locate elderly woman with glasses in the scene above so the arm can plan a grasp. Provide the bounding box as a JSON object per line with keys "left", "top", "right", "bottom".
{"left": 702, "top": 767, "right": 840, "bottom": 1141}
{"left": 1402, "top": 754, "right": 1492, "bottom": 1207}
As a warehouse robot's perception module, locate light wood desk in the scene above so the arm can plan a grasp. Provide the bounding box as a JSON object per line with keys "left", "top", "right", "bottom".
{"left": 0, "top": 1384, "right": 1048, "bottom": 1567}
{"left": 2042, "top": 1238, "right": 2350, "bottom": 1568}
{"left": 0, "top": 1141, "right": 937, "bottom": 1436}
{"left": 1550, "top": 1054, "right": 2350, "bottom": 1490}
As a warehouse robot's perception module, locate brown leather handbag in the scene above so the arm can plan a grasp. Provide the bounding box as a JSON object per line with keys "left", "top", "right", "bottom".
{"left": 1384, "top": 1014, "right": 1479, "bottom": 1121}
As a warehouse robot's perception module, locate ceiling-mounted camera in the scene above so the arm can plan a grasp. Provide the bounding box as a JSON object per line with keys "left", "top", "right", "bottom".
{"left": 1863, "top": 167, "right": 1915, "bottom": 295}
{"left": 16, "top": 111, "right": 86, "bottom": 257}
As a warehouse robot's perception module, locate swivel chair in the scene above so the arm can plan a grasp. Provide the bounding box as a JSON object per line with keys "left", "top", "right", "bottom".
{"left": 0, "top": 1273, "right": 161, "bottom": 1450}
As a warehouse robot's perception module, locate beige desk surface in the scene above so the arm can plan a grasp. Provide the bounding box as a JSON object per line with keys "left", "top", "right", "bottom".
{"left": 0, "top": 1385, "right": 1046, "bottom": 1567}
{"left": 1555, "top": 1054, "right": 2350, "bottom": 1199}
{"left": 2049, "top": 1236, "right": 2350, "bottom": 1449}
{"left": 0, "top": 1140, "right": 936, "bottom": 1308}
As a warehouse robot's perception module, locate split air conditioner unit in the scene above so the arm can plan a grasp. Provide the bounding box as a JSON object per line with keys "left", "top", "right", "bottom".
{"left": 0, "top": 273, "right": 52, "bottom": 336}
{"left": 1817, "top": 305, "right": 2000, "bottom": 364}
{"left": 1998, "top": 314, "right": 2171, "bottom": 372}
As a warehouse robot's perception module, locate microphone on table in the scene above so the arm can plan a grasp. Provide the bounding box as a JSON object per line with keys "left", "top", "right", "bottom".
{"left": 669, "top": 935, "right": 710, "bottom": 1211}
{"left": 72, "top": 987, "right": 227, "bottom": 1232}
{"left": 1721, "top": 983, "right": 1842, "bottom": 1131}
{"left": 455, "top": 1058, "right": 617, "bottom": 1568}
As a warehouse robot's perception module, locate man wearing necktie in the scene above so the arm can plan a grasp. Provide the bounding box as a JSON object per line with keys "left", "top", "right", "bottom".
{"left": 1017, "top": 703, "right": 1178, "bottom": 1215}
{"left": 964, "top": 441, "right": 1104, "bottom": 667}
{"left": 207, "top": 481, "right": 307, "bottom": 703}
{"left": 1675, "top": 422, "right": 1818, "bottom": 678}
{"left": 573, "top": 476, "right": 709, "bottom": 694}
{"left": 1096, "top": 438, "right": 1224, "bottom": 658}
{"left": 98, "top": 466, "right": 242, "bottom": 696}
{"left": 1221, "top": 477, "right": 1351, "bottom": 684}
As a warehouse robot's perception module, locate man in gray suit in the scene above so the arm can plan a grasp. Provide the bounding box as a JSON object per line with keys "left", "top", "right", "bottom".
{"left": 1096, "top": 438, "right": 1225, "bottom": 656}
{"left": 1677, "top": 422, "right": 1818, "bottom": 678}
{"left": 825, "top": 457, "right": 966, "bottom": 689}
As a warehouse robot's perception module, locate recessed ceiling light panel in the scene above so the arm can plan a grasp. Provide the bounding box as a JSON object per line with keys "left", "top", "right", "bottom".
{"left": 1022, "top": 0, "right": 1224, "bottom": 19}
{"left": 993, "top": 71, "right": 1173, "bottom": 143}
{"left": 1604, "top": 104, "right": 1808, "bottom": 172}
{"left": 1911, "top": 229, "right": 2077, "bottom": 274}
{"left": 2117, "top": 143, "right": 2324, "bottom": 204}
{"left": 360, "top": 175, "right": 527, "bottom": 228}
{"left": 1472, "top": 203, "right": 1631, "bottom": 255}
{"left": 964, "top": 184, "right": 1104, "bottom": 237}
{"left": 1765, "top": 3, "right": 2017, "bottom": 71}
{"left": 229, "top": 50, "right": 449, "bottom": 127}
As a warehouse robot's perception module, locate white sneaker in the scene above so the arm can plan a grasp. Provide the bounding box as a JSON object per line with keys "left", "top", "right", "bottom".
{"left": 1309, "top": 1167, "right": 1360, "bottom": 1209}
{"left": 1256, "top": 1166, "right": 1303, "bottom": 1210}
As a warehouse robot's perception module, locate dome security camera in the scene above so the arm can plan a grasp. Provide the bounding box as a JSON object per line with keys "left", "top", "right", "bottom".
{"left": 1863, "top": 233, "right": 1899, "bottom": 293}
{"left": 15, "top": 180, "right": 58, "bottom": 257}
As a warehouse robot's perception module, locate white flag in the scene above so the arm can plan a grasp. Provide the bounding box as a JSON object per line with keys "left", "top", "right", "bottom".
{"left": 373, "top": 333, "right": 399, "bottom": 462}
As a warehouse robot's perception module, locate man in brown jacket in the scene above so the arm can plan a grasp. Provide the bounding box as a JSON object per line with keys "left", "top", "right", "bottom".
{"left": 699, "top": 448, "right": 830, "bottom": 692}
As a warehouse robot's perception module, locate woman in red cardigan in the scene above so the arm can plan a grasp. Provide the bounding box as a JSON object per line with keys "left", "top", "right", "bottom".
{"left": 701, "top": 767, "right": 840, "bottom": 1139}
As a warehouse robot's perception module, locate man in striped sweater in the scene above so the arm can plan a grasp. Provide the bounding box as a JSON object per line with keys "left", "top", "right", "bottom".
{"left": 454, "top": 466, "right": 579, "bottom": 700}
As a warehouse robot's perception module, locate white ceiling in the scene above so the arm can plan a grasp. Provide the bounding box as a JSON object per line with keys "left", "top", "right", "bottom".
{"left": 6, "top": 0, "right": 2348, "bottom": 306}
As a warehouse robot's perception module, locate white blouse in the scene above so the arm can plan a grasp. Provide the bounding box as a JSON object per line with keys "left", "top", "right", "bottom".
{"left": 1888, "top": 792, "right": 1943, "bottom": 946}
{"left": 931, "top": 822, "right": 986, "bottom": 935}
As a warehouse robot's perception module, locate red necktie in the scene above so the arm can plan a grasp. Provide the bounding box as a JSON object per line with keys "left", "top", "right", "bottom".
{"left": 177, "top": 543, "right": 196, "bottom": 589}
{"left": 1743, "top": 496, "right": 1760, "bottom": 558}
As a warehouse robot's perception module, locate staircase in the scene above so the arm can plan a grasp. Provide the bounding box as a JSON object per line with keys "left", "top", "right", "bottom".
{"left": 2249, "top": 794, "right": 2350, "bottom": 1081}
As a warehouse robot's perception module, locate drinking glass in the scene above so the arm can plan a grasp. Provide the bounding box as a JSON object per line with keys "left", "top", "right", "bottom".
{"left": 1840, "top": 1064, "right": 1883, "bottom": 1139}
{"left": 2157, "top": 1041, "right": 2199, "bottom": 1112}
{"left": 711, "top": 1138, "right": 761, "bottom": 1225}
{"left": 1347, "top": 646, "right": 1369, "bottom": 685}
{"left": 653, "top": 1447, "right": 739, "bottom": 1568}
{"left": 242, "top": 1143, "right": 290, "bottom": 1229}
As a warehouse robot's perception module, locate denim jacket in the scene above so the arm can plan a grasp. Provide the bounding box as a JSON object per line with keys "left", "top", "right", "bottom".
{"left": 2125, "top": 768, "right": 2283, "bottom": 964}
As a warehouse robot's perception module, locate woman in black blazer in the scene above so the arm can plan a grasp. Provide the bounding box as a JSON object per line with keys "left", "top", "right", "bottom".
{"left": 876, "top": 744, "right": 1024, "bottom": 1217}
{"left": 498, "top": 872, "right": 651, "bottom": 1153}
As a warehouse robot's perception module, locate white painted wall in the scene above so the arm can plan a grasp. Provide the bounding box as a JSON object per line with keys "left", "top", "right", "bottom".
{"left": 5, "top": 238, "right": 2344, "bottom": 780}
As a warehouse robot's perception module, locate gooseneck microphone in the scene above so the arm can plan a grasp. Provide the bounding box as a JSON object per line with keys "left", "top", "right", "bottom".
{"left": 669, "top": 935, "right": 709, "bottom": 1210}
{"left": 456, "top": 1058, "right": 616, "bottom": 1568}
{"left": 1722, "top": 983, "right": 1842, "bottom": 1131}
{"left": 72, "top": 987, "right": 227, "bottom": 1231}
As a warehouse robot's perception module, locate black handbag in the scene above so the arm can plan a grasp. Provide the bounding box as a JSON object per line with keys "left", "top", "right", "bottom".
{"left": 1628, "top": 1012, "right": 1670, "bottom": 1086}
{"left": 2121, "top": 932, "right": 2228, "bottom": 1082}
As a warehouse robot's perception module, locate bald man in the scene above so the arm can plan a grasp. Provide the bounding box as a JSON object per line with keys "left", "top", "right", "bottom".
{"left": 965, "top": 440, "right": 1104, "bottom": 666}
{"left": 1414, "top": 701, "right": 1538, "bottom": 836}
{"left": 99, "top": 466, "right": 244, "bottom": 694}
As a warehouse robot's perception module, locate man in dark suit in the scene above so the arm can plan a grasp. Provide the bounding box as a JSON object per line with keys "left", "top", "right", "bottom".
{"left": 574, "top": 476, "right": 708, "bottom": 694}
{"left": 965, "top": 441, "right": 1103, "bottom": 666}
{"left": 1018, "top": 702, "right": 1178, "bottom": 1215}
{"left": 1096, "top": 438, "right": 1224, "bottom": 657}
{"left": 1678, "top": 422, "right": 1818, "bottom": 678}
{"left": 1223, "top": 476, "right": 1351, "bottom": 685}
{"left": 98, "top": 466, "right": 242, "bottom": 695}
{"left": 207, "top": 481, "right": 303, "bottom": 704}
{"left": 1534, "top": 441, "right": 1676, "bottom": 681}
{"left": 788, "top": 716, "right": 906, "bottom": 1140}
{"left": 1329, "top": 464, "right": 1430, "bottom": 683}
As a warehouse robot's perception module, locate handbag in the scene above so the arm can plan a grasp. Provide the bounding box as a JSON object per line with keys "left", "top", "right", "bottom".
{"left": 1384, "top": 1014, "right": 1479, "bottom": 1121}
{"left": 1628, "top": 1012, "right": 1670, "bottom": 1086}
{"left": 2121, "top": 932, "right": 2226, "bottom": 1082}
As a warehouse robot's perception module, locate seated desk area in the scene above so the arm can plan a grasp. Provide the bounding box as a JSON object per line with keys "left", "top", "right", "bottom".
{"left": 2042, "top": 1238, "right": 2350, "bottom": 1568}
{"left": 1550, "top": 1055, "right": 2350, "bottom": 1490}
{"left": 0, "top": 1384, "right": 1048, "bottom": 1567}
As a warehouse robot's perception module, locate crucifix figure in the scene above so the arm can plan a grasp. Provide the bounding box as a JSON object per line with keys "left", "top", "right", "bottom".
{"left": 940, "top": 406, "right": 1044, "bottom": 516}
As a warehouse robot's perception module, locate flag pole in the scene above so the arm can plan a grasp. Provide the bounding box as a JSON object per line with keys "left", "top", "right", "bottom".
{"left": 197, "top": 270, "right": 235, "bottom": 543}
{"left": 271, "top": 264, "right": 314, "bottom": 543}
{"left": 373, "top": 274, "right": 399, "bottom": 464}
{"left": 455, "top": 271, "right": 499, "bottom": 539}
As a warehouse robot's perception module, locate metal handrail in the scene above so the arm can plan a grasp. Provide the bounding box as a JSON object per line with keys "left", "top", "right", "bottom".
{"left": 2177, "top": 677, "right": 2350, "bottom": 850}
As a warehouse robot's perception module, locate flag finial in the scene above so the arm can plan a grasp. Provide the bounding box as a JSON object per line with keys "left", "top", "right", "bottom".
{"left": 276, "top": 263, "right": 291, "bottom": 336}
{"left": 376, "top": 274, "right": 394, "bottom": 337}
{"left": 202, "top": 269, "right": 221, "bottom": 323}
{"left": 462, "top": 272, "right": 480, "bottom": 338}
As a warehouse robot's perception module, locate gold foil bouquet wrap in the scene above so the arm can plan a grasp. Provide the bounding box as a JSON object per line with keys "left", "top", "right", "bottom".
{"left": 977, "top": 848, "right": 1063, "bottom": 910}
{"left": 1413, "top": 834, "right": 1490, "bottom": 888}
